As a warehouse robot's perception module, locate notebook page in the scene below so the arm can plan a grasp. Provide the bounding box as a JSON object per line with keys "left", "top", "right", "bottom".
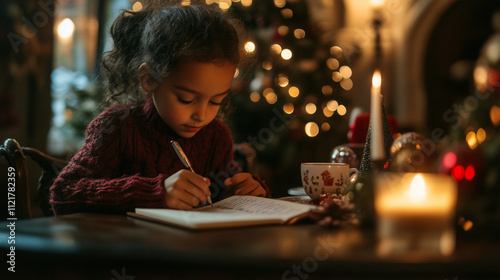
{"left": 197, "top": 195, "right": 315, "bottom": 218}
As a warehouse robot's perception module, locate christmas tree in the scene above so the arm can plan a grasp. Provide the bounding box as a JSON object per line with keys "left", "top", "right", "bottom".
{"left": 226, "top": 0, "right": 354, "bottom": 195}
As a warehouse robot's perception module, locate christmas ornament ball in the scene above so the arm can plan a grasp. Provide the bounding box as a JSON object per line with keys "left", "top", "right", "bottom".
{"left": 330, "top": 144, "right": 359, "bottom": 168}
{"left": 390, "top": 132, "right": 426, "bottom": 158}
{"left": 390, "top": 132, "right": 432, "bottom": 172}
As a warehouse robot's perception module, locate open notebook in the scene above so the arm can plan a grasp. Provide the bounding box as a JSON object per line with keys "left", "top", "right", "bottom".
{"left": 127, "top": 195, "right": 316, "bottom": 230}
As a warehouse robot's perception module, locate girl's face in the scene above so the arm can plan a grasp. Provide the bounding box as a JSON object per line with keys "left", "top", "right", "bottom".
{"left": 151, "top": 61, "right": 236, "bottom": 138}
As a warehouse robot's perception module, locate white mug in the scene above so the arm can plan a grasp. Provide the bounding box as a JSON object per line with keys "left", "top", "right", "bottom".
{"left": 301, "top": 162, "right": 359, "bottom": 199}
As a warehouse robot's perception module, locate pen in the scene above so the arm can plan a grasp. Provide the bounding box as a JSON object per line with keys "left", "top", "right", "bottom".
{"left": 170, "top": 140, "right": 213, "bottom": 208}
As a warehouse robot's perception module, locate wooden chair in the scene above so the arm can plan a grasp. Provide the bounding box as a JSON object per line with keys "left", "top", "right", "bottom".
{"left": 1, "top": 138, "right": 68, "bottom": 219}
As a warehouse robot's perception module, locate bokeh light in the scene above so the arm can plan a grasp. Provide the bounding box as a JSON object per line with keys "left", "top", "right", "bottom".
{"left": 283, "top": 103, "right": 294, "bottom": 114}
{"left": 322, "top": 85, "right": 333, "bottom": 95}
{"left": 288, "top": 86, "right": 300, "bottom": 98}
{"left": 294, "top": 29, "right": 306, "bottom": 39}
{"left": 327, "top": 100, "right": 338, "bottom": 111}
{"left": 281, "top": 49, "right": 292, "bottom": 60}
{"left": 57, "top": 18, "right": 75, "bottom": 39}
{"left": 330, "top": 46, "right": 343, "bottom": 58}
{"left": 244, "top": 41, "right": 256, "bottom": 53}
{"left": 305, "top": 103, "right": 317, "bottom": 115}
{"left": 305, "top": 122, "right": 319, "bottom": 137}
{"left": 337, "top": 104, "right": 347, "bottom": 116}
{"left": 249, "top": 92, "right": 260, "bottom": 102}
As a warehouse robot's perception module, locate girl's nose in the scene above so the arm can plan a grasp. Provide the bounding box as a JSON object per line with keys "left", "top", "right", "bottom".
{"left": 192, "top": 103, "right": 208, "bottom": 122}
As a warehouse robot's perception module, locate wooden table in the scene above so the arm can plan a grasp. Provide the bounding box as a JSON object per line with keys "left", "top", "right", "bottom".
{"left": 1, "top": 213, "right": 499, "bottom": 279}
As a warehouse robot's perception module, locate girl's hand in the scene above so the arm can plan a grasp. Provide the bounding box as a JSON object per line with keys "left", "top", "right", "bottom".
{"left": 163, "top": 169, "right": 211, "bottom": 210}
{"left": 222, "top": 173, "right": 267, "bottom": 198}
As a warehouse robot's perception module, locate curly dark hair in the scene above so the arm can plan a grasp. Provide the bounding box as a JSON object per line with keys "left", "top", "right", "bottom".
{"left": 101, "top": 1, "right": 243, "bottom": 108}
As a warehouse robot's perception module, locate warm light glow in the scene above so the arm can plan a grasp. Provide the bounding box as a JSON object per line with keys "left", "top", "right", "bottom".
{"left": 281, "top": 8, "right": 293, "bottom": 18}
{"left": 283, "top": 103, "right": 294, "bottom": 114}
{"left": 249, "top": 92, "right": 260, "bottom": 102}
{"left": 218, "top": 0, "right": 232, "bottom": 11}
{"left": 321, "top": 85, "right": 333, "bottom": 95}
{"left": 408, "top": 174, "right": 426, "bottom": 202}
{"left": 241, "top": 0, "right": 252, "bottom": 7}
{"left": 281, "top": 49, "right": 292, "bottom": 60}
{"left": 337, "top": 105, "right": 347, "bottom": 116}
{"left": 271, "top": 44, "right": 282, "bottom": 55}
{"left": 466, "top": 131, "right": 478, "bottom": 149}
{"left": 263, "top": 88, "right": 274, "bottom": 98}
{"left": 278, "top": 26, "right": 289, "bottom": 36}
{"left": 277, "top": 74, "right": 289, "bottom": 87}
{"left": 321, "top": 122, "right": 330, "bottom": 131}
{"left": 490, "top": 105, "right": 500, "bottom": 126}
{"left": 233, "top": 68, "right": 239, "bottom": 78}
{"left": 181, "top": 0, "right": 191, "bottom": 6}
{"left": 330, "top": 46, "right": 343, "bottom": 58}
{"left": 476, "top": 128, "right": 486, "bottom": 143}
{"left": 274, "top": 0, "right": 286, "bottom": 8}
{"left": 133, "top": 1, "right": 144, "bottom": 10}
{"left": 305, "top": 122, "right": 319, "bottom": 137}
{"left": 305, "top": 103, "right": 317, "bottom": 115}
{"left": 474, "top": 65, "right": 488, "bottom": 92}
{"left": 340, "top": 78, "right": 353, "bottom": 91}
{"left": 323, "top": 107, "right": 334, "bottom": 117}
{"left": 327, "top": 100, "right": 338, "bottom": 111}
{"left": 326, "top": 58, "right": 339, "bottom": 70}
{"left": 370, "top": 0, "right": 385, "bottom": 9}
{"left": 372, "top": 70, "right": 382, "bottom": 88}
{"left": 244, "top": 41, "right": 256, "bottom": 53}
{"left": 294, "top": 29, "right": 306, "bottom": 39}
{"left": 288, "top": 86, "right": 300, "bottom": 97}
{"left": 57, "top": 18, "right": 75, "bottom": 39}
{"left": 265, "top": 92, "right": 278, "bottom": 104}
{"left": 262, "top": 61, "right": 273, "bottom": 71}
{"left": 339, "top": 66, "right": 352, "bottom": 79}
{"left": 463, "top": 220, "right": 474, "bottom": 231}
{"left": 332, "top": 72, "right": 342, "bottom": 82}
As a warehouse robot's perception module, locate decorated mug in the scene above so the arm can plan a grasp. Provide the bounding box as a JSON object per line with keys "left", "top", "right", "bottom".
{"left": 301, "top": 162, "right": 359, "bottom": 199}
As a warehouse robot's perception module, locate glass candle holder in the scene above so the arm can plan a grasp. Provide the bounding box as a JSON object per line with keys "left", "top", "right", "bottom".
{"left": 374, "top": 173, "right": 458, "bottom": 257}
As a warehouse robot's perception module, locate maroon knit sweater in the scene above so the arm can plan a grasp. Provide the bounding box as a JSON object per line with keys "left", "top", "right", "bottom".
{"left": 50, "top": 100, "right": 262, "bottom": 215}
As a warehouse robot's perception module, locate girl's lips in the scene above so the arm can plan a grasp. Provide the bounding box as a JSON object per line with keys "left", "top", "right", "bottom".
{"left": 184, "top": 125, "right": 202, "bottom": 133}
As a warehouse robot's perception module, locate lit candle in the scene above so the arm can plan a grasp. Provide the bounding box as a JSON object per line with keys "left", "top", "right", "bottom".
{"left": 370, "top": 0, "right": 386, "bottom": 10}
{"left": 370, "top": 70, "right": 384, "bottom": 161}
{"left": 374, "top": 173, "right": 458, "bottom": 256}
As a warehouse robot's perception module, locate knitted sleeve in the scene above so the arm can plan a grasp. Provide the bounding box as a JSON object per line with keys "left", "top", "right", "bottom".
{"left": 49, "top": 106, "right": 167, "bottom": 215}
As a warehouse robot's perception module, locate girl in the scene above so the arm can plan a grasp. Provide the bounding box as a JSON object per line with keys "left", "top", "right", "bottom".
{"left": 49, "top": 1, "right": 267, "bottom": 215}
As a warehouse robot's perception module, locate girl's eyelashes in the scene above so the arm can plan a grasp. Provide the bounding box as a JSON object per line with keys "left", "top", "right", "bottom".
{"left": 177, "top": 96, "right": 193, "bottom": 104}
{"left": 209, "top": 101, "right": 222, "bottom": 106}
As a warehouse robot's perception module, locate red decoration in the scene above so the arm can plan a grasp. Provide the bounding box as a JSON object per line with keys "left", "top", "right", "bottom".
{"left": 348, "top": 113, "right": 398, "bottom": 144}
{"left": 437, "top": 142, "right": 486, "bottom": 195}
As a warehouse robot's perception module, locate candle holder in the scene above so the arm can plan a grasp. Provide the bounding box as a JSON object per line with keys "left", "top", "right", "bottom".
{"left": 374, "top": 172, "right": 458, "bottom": 257}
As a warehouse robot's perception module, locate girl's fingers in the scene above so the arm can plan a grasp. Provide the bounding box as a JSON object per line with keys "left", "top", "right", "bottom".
{"left": 165, "top": 189, "right": 195, "bottom": 210}
{"left": 249, "top": 186, "right": 266, "bottom": 197}
{"left": 164, "top": 170, "right": 211, "bottom": 209}
{"left": 234, "top": 181, "right": 261, "bottom": 195}
{"left": 225, "top": 173, "right": 252, "bottom": 186}
{"left": 183, "top": 171, "right": 211, "bottom": 197}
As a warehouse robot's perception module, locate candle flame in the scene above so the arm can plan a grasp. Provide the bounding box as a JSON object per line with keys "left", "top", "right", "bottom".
{"left": 372, "top": 70, "right": 381, "bottom": 89}
{"left": 57, "top": 18, "right": 75, "bottom": 39}
{"left": 409, "top": 174, "right": 426, "bottom": 202}
{"left": 370, "top": 0, "right": 385, "bottom": 9}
